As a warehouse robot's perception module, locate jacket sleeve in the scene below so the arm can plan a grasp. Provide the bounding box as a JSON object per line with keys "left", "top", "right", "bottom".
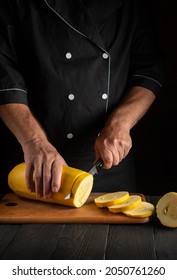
{"left": 128, "top": 0, "right": 165, "bottom": 96}
{"left": 0, "top": 0, "right": 28, "bottom": 105}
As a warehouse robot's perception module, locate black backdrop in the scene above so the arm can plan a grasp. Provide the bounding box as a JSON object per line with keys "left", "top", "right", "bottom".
{"left": 0, "top": 0, "right": 177, "bottom": 195}
{"left": 132, "top": 0, "right": 177, "bottom": 195}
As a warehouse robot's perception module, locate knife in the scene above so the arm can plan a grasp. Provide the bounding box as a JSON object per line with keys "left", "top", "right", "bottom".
{"left": 87, "top": 159, "right": 103, "bottom": 176}
{"left": 64, "top": 159, "right": 103, "bottom": 200}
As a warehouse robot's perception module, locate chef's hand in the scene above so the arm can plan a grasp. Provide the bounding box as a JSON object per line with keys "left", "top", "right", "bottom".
{"left": 23, "top": 139, "right": 67, "bottom": 198}
{"left": 0, "top": 104, "right": 68, "bottom": 199}
{"left": 94, "top": 124, "right": 132, "bottom": 169}
{"left": 94, "top": 86, "right": 156, "bottom": 169}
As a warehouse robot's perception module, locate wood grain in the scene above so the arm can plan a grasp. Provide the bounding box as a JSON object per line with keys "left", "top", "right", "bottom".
{"left": 52, "top": 224, "right": 109, "bottom": 260}
{"left": 106, "top": 224, "right": 157, "bottom": 259}
{"left": 0, "top": 224, "right": 64, "bottom": 260}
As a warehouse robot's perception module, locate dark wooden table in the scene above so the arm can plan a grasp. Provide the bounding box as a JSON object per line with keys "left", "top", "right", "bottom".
{"left": 0, "top": 195, "right": 177, "bottom": 260}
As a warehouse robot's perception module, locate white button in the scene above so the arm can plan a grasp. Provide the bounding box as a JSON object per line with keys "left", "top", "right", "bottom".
{"left": 67, "top": 133, "right": 73, "bottom": 139}
{"left": 68, "top": 94, "right": 75, "bottom": 100}
{"left": 66, "top": 52, "right": 72, "bottom": 59}
{"left": 102, "top": 93, "right": 108, "bottom": 100}
{"left": 102, "top": 53, "right": 109, "bottom": 59}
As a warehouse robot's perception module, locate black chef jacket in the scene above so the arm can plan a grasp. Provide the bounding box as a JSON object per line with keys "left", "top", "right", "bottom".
{"left": 0, "top": 0, "right": 164, "bottom": 192}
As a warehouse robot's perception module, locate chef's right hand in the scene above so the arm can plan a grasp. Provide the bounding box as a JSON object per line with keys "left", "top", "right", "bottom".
{"left": 22, "top": 139, "right": 67, "bottom": 199}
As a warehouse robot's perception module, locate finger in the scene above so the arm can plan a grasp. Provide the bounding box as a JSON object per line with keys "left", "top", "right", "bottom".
{"left": 94, "top": 146, "right": 101, "bottom": 165}
{"left": 112, "top": 138, "right": 132, "bottom": 165}
{"left": 99, "top": 148, "right": 113, "bottom": 169}
{"left": 43, "top": 162, "right": 52, "bottom": 198}
{"left": 25, "top": 163, "right": 35, "bottom": 192}
{"left": 112, "top": 144, "right": 123, "bottom": 166}
{"left": 112, "top": 153, "right": 121, "bottom": 166}
{"left": 34, "top": 163, "right": 43, "bottom": 197}
{"left": 118, "top": 140, "right": 132, "bottom": 161}
{"left": 51, "top": 160, "right": 63, "bottom": 192}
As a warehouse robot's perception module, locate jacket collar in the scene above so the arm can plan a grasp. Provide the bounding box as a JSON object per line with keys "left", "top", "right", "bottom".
{"left": 44, "top": 0, "right": 123, "bottom": 50}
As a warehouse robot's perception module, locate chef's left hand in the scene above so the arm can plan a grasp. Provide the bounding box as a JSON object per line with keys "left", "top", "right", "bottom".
{"left": 94, "top": 124, "right": 132, "bottom": 169}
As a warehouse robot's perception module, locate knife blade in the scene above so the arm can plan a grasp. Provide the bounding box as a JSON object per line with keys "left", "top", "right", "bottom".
{"left": 64, "top": 159, "right": 103, "bottom": 200}
{"left": 88, "top": 159, "right": 103, "bottom": 175}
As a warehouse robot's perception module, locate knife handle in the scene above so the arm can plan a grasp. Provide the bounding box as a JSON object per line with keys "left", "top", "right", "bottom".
{"left": 95, "top": 159, "right": 103, "bottom": 168}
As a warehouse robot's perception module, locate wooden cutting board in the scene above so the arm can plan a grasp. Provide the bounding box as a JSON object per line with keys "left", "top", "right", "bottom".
{"left": 0, "top": 192, "right": 150, "bottom": 224}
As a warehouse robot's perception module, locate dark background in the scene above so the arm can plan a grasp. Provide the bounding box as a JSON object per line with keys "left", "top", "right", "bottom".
{"left": 0, "top": 0, "right": 177, "bottom": 195}
{"left": 132, "top": 0, "right": 177, "bottom": 195}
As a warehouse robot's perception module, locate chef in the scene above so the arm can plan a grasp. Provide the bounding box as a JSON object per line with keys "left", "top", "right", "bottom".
{"left": 0, "top": 0, "right": 164, "bottom": 198}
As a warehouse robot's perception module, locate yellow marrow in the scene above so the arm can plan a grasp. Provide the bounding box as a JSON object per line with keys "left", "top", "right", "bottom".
{"left": 156, "top": 192, "right": 177, "bottom": 228}
{"left": 108, "top": 195, "right": 142, "bottom": 213}
{"left": 123, "top": 201, "right": 154, "bottom": 218}
{"left": 94, "top": 191, "right": 129, "bottom": 208}
{"left": 8, "top": 162, "right": 93, "bottom": 208}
